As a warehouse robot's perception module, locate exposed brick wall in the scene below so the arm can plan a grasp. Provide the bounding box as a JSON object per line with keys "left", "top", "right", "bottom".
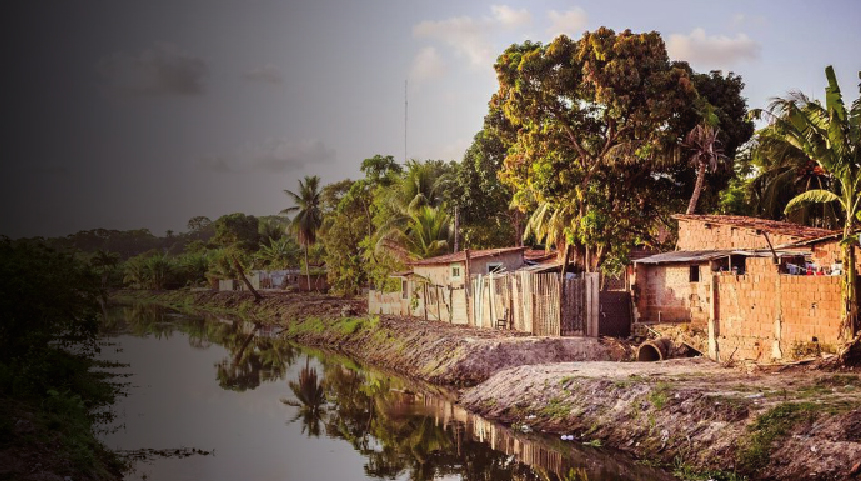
{"left": 715, "top": 257, "right": 844, "bottom": 361}
{"left": 633, "top": 262, "right": 711, "bottom": 329}
{"left": 797, "top": 240, "right": 861, "bottom": 272}
{"left": 676, "top": 219, "right": 805, "bottom": 251}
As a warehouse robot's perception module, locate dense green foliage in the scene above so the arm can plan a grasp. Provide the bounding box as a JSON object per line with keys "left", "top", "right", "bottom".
{"left": 492, "top": 29, "right": 753, "bottom": 271}
{"left": 0, "top": 238, "right": 124, "bottom": 478}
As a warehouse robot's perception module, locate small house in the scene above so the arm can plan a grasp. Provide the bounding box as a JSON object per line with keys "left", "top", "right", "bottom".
{"left": 371, "top": 247, "right": 527, "bottom": 323}
{"left": 632, "top": 214, "right": 859, "bottom": 362}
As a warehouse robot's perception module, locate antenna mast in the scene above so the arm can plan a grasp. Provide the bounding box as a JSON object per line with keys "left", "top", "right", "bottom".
{"left": 404, "top": 79, "right": 408, "bottom": 163}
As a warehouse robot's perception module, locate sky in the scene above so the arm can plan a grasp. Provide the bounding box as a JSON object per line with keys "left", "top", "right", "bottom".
{"left": 3, "top": 0, "right": 859, "bottom": 238}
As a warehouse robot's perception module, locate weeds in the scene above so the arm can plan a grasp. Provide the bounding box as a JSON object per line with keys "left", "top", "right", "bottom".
{"left": 740, "top": 402, "right": 818, "bottom": 470}
{"left": 648, "top": 382, "right": 670, "bottom": 410}
{"left": 541, "top": 397, "right": 571, "bottom": 419}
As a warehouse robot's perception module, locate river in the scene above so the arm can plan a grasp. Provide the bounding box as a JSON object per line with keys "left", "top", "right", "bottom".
{"left": 99, "top": 304, "right": 677, "bottom": 481}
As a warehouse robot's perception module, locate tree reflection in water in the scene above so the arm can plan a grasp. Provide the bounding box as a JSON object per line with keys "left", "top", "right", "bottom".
{"left": 283, "top": 357, "right": 327, "bottom": 437}
{"left": 103, "top": 304, "right": 297, "bottom": 392}
{"left": 108, "top": 305, "right": 672, "bottom": 481}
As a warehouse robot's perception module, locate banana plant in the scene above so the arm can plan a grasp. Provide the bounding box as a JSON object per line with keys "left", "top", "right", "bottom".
{"left": 752, "top": 66, "right": 860, "bottom": 339}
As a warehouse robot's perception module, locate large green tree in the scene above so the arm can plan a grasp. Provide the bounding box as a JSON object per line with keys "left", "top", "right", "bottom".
{"left": 753, "top": 66, "right": 860, "bottom": 338}
{"left": 212, "top": 213, "right": 261, "bottom": 252}
{"left": 318, "top": 179, "right": 371, "bottom": 295}
{"left": 493, "top": 29, "right": 753, "bottom": 270}
{"left": 444, "top": 129, "right": 519, "bottom": 249}
{"left": 495, "top": 29, "right": 698, "bottom": 269}
{"left": 283, "top": 175, "right": 324, "bottom": 290}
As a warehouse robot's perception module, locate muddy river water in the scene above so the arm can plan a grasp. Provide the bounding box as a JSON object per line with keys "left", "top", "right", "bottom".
{"left": 99, "top": 304, "right": 676, "bottom": 481}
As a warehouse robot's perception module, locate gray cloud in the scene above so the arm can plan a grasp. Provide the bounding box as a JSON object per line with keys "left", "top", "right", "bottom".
{"left": 546, "top": 8, "right": 588, "bottom": 38}
{"left": 413, "top": 5, "right": 532, "bottom": 67}
{"left": 667, "top": 28, "right": 760, "bottom": 68}
{"left": 97, "top": 42, "right": 207, "bottom": 96}
{"left": 197, "top": 139, "right": 335, "bottom": 174}
{"left": 241, "top": 64, "right": 285, "bottom": 85}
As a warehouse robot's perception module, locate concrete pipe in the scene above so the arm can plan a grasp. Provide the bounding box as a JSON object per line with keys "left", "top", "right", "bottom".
{"left": 637, "top": 338, "right": 673, "bottom": 362}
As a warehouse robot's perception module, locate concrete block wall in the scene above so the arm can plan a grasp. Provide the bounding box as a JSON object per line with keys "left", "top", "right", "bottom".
{"left": 369, "top": 290, "right": 411, "bottom": 316}
{"left": 633, "top": 263, "right": 711, "bottom": 329}
{"left": 803, "top": 241, "right": 861, "bottom": 272}
{"left": 676, "top": 220, "right": 803, "bottom": 251}
{"left": 715, "top": 257, "right": 844, "bottom": 361}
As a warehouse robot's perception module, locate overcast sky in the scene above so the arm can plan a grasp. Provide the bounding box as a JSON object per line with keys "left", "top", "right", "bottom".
{"left": 3, "top": 0, "right": 859, "bottom": 238}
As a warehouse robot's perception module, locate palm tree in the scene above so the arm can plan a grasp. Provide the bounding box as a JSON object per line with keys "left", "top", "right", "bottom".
{"left": 377, "top": 206, "right": 450, "bottom": 260}
{"left": 748, "top": 136, "right": 839, "bottom": 226}
{"left": 283, "top": 357, "right": 327, "bottom": 437}
{"left": 524, "top": 202, "right": 571, "bottom": 254}
{"left": 282, "top": 175, "right": 323, "bottom": 290}
{"left": 685, "top": 123, "right": 727, "bottom": 215}
{"left": 752, "top": 66, "right": 860, "bottom": 339}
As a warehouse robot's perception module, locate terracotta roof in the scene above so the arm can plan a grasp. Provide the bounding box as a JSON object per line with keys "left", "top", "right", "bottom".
{"left": 407, "top": 246, "right": 527, "bottom": 266}
{"left": 524, "top": 249, "right": 557, "bottom": 262}
{"left": 672, "top": 214, "right": 837, "bottom": 239}
{"left": 629, "top": 247, "right": 663, "bottom": 261}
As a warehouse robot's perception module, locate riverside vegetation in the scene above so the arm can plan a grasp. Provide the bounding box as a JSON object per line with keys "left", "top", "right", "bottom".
{"left": 0, "top": 238, "right": 125, "bottom": 481}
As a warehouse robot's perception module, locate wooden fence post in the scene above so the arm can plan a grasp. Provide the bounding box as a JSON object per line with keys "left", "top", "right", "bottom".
{"left": 464, "top": 249, "right": 472, "bottom": 325}
{"left": 559, "top": 244, "right": 572, "bottom": 332}
{"left": 423, "top": 282, "right": 429, "bottom": 321}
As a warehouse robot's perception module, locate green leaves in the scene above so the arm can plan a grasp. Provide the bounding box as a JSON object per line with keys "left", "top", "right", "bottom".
{"left": 496, "top": 28, "right": 748, "bottom": 267}
{"left": 783, "top": 189, "right": 842, "bottom": 215}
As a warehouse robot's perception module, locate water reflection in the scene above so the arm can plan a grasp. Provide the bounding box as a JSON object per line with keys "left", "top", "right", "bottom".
{"left": 103, "top": 304, "right": 297, "bottom": 392}
{"left": 105, "top": 304, "right": 673, "bottom": 481}
{"left": 284, "top": 358, "right": 327, "bottom": 437}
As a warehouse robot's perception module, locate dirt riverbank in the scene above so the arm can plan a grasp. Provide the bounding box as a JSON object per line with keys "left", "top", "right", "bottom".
{"left": 116, "top": 290, "right": 861, "bottom": 480}
{"left": 462, "top": 359, "right": 861, "bottom": 481}
{"left": 114, "top": 289, "right": 630, "bottom": 386}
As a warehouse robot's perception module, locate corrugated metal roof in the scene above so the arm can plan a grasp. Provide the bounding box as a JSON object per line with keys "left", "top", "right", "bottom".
{"left": 407, "top": 246, "right": 527, "bottom": 266}
{"left": 672, "top": 214, "right": 837, "bottom": 239}
{"left": 633, "top": 249, "right": 810, "bottom": 265}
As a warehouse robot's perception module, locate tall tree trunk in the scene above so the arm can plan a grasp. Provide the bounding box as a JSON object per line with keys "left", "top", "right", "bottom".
{"left": 232, "top": 256, "right": 262, "bottom": 302}
{"left": 304, "top": 244, "right": 311, "bottom": 292}
{"left": 842, "top": 230, "right": 858, "bottom": 340}
{"left": 512, "top": 209, "right": 524, "bottom": 247}
{"left": 686, "top": 162, "right": 708, "bottom": 215}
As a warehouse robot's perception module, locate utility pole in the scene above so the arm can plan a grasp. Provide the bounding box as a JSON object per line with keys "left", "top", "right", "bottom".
{"left": 404, "top": 79, "right": 408, "bottom": 164}
{"left": 453, "top": 205, "right": 459, "bottom": 252}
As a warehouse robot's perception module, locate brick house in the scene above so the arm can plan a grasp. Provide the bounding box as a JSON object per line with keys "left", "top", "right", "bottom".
{"left": 632, "top": 214, "right": 860, "bottom": 362}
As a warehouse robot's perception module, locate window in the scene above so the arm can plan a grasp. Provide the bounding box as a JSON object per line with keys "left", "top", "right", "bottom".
{"left": 689, "top": 265, "right": 700, "bottom": 282}
{"left": 451, "top": 265, "right": 462, "bottom": 279}
{"left": 486, "top": 262, "right": 503, "bottom": 274}
{"left": 401, "top": 279, "right": 409, "bottom": 300}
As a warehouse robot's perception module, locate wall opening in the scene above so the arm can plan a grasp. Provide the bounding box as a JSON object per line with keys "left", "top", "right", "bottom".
{"left": 689, "top": 265, "right": 700, "bottom": 282}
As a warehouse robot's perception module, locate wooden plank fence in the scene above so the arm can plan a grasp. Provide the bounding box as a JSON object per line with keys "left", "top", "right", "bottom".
{"left": 466, "top": 271, "right": 599, "bottom": 336}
